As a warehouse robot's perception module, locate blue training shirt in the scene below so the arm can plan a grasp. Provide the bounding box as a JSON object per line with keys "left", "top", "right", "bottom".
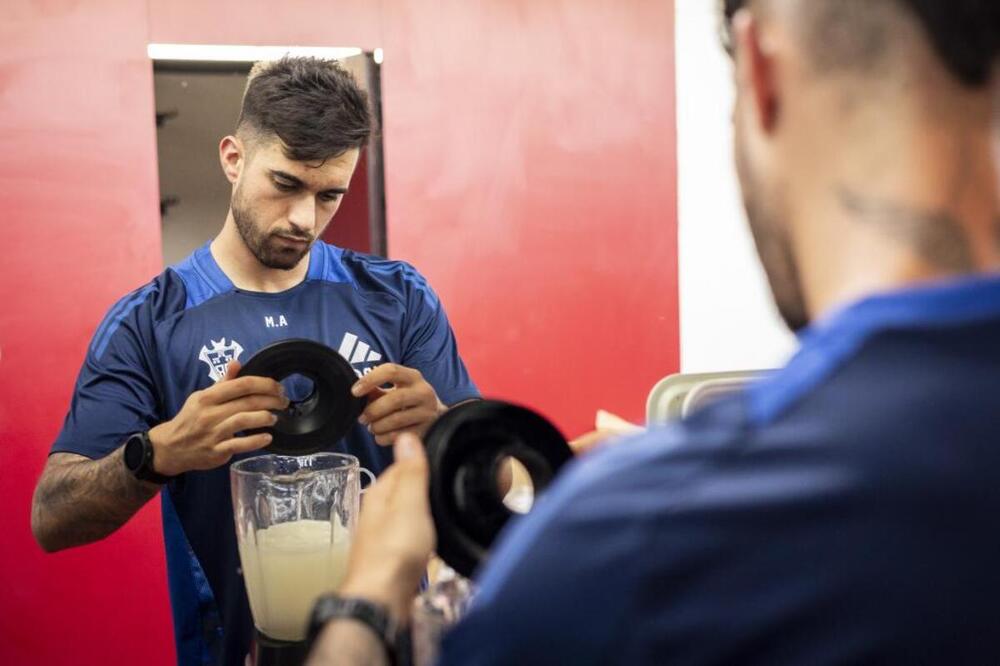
{"left": 52, "top": 241, "right": 479, "bottom": 666}
{"left": 441, "top": 274, "right": 1000, "bottom": 665}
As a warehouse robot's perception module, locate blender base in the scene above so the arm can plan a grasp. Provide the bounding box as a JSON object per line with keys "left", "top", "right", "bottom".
{"left": 251, "top": 629, "right": 311, "bottom": 666}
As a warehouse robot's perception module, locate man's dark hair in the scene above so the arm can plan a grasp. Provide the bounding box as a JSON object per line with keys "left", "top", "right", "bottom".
{"left": 237, "top": 56, "right": 372, "bottom": 162}
{"left": 721, "top": 0, "right": 1000, "bottom": 88}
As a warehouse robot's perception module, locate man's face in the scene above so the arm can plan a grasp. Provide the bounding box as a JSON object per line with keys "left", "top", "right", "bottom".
{"left": 230, "top": 138, "right": 360, "bottom": 270}
{"left": 731, "top": 38, "right": 810, "bottom": 332}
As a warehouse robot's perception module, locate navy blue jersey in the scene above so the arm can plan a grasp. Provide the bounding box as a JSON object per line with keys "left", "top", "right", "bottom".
{"left": 442, "top": 274, "right": 1000, "bottom": 665}
{"left": 52, "top": 242, "right": 478, "bottom": 665}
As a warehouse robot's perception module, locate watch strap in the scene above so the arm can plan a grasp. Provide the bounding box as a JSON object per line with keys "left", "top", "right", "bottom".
{"left": 308, "top": 595, "right": 405, "bottom": 665}
{"left": 124, "top": 431, "right": 172, "bottom": 484}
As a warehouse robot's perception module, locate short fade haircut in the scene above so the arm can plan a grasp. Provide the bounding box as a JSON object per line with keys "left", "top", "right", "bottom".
{"left": 237, "top": 56, "right": 373, "bottom": 162}
{"left": 721, "top": 0, "right": 1000, "bottom": 89}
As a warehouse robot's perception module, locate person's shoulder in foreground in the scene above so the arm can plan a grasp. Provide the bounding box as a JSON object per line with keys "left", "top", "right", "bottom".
{"left": 441, "top": 275, "right": 1000, "bottom": 665}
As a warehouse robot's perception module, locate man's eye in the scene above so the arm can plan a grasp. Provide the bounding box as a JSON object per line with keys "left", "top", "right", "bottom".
{"left": 319, "top": 193, "right": 342, "bottom": 203}
{"left": 274, "top": 181, "right": 296, "bottom": 192}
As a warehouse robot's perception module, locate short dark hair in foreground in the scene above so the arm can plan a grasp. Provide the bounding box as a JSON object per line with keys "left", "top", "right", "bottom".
{"left": 721, "top": 0, "right": 1000, "bottom": 88}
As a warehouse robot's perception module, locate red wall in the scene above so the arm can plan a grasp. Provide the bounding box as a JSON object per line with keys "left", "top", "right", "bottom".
{"left": 0, "top": 1, "right": 173, "bottom": 664}
{"left": 379, "top": 1, "right": 679, "bottom": 432}
{"left": 0, "top": 1, "right": 677, "bottom": 663}
{"left": 322, "top": 150, "right": 374, "bottom": 254}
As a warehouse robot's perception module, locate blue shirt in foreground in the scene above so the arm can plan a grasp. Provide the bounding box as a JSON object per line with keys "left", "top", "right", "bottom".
{"left": 442, "top": 274, "right": 1000, "bottom": 665}
{"left": 52, "top": 242, "right": 478, "bottom": 666}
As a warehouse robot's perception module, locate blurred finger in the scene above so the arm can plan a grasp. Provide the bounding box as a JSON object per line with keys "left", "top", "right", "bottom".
{"left": 393, "top": 433, "right": 428, "bottom": 471}
{"left": 569, "top": 430, "right": 614, "bottom": 455}
{"left": 224, "top": 360, "right": 242, "bottom": 381}
{"left": 358, "top": 463, "right": 399, "bottom": 508}
{"left": 392, "top": 433, "right": 430, "bottom": 505}
{"left": 373, "top": 428, "right": 420, "bottom": 446}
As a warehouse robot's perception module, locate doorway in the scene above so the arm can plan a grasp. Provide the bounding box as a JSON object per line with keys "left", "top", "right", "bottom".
{"left": 152, "top": 50, "right": 386, "bottom": 267}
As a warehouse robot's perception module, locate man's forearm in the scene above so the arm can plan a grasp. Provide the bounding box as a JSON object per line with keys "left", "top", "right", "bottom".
{"left": 31, "top": 448, "right": 161, "bottom": 552}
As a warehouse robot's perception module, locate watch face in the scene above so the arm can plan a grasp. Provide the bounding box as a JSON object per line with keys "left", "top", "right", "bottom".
{"left": 123, "top": 434, "right": 145, "bottom": 472}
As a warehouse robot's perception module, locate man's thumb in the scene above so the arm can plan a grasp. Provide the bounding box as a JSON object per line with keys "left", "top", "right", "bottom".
{"left": 224, "top": 360, "right": 242, "bottom": 381}
{"left": 394, "top": 433, "right": 424, "bottom": 463}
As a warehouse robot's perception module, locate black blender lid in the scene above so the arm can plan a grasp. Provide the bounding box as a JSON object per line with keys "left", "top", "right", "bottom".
{"left": 237, "top": 338, "right": 366, "bottom": 455}
{"left": 423, "top": 399, "right": 574, "bottom": 578}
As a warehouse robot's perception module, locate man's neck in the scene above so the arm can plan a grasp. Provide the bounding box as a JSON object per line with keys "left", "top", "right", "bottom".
{"left": 792, "top": 114, "right": 1000, "bottom": 321}
{"left": 210, "top": 214, "right": 311, "bottom": 293}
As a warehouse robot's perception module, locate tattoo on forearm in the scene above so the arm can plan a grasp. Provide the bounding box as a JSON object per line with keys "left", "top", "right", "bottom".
{"left": 32, "top": 449, "right": 160, "bottom": 551}
{"left": 838, "top": 187, "right": 975, "bottom": 271}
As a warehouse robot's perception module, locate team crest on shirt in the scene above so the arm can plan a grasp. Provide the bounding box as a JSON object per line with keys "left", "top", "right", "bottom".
{"left": 198, "top": 338, "right": 245, "bottom": 382}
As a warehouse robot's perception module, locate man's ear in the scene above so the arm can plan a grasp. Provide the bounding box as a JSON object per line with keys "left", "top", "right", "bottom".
{"left": 732, "top": 9, "right": 781, "bottom": 135}
{"left": 219, "top": 135, "right": 245, "bottom": 184}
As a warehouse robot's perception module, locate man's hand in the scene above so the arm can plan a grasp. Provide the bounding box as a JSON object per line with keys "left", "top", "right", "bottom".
{"left": 351, "top": 364, "right": 446, "bottom": 446}
{"left": 148, "top": 360, "right": 289, "bottom": 476}
{"left": 338, "top": 433, "right": 435, "bottom": 622}
{"left": 569, "top": 430, "right": 619, "bottom": 455}
{"left": 570, "top": 410, "right": 644, "bottom": 455}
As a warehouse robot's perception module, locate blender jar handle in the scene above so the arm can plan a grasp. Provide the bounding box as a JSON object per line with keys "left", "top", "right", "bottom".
{"left": 359, "top": 467, "right": 376, "bottom": 493}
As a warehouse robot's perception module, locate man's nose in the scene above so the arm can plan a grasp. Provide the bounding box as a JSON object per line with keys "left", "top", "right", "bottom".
{"left": 286, "top": 194, "right": 317, "bottom": 234}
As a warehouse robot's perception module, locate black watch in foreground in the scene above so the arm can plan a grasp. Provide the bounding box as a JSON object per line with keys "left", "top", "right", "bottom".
{"left": 123, "top": 431, "right": 173, "bottom": 484}
{"left": 308, "top": 595, "right": 407, "bottom": 666}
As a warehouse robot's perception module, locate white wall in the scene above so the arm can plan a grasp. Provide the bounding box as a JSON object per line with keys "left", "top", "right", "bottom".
{"left": 156, "top": 70, "right": 246, "bottom": 267}
{"left": 674, "top": 0, "right": 796, "bottom": 373}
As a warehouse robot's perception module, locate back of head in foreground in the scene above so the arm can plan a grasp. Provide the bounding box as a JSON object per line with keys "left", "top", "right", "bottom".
{"left": 437, "top": 2, "right": 1000, "bottom": 664}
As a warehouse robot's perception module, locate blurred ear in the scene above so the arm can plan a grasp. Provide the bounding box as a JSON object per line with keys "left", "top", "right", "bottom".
{"left": 219, "top": 135, "right": 245, "bottom": 184}
{"left": 732, "top": 9, "right": 781, "bottom": 135}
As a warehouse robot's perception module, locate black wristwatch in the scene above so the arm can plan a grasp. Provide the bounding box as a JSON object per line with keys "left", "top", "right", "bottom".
{"left": 307, "top": 595, "right": 407, "bottom": 666}
{"left": 123, "top": 431, "right": 172, "bottom": 484}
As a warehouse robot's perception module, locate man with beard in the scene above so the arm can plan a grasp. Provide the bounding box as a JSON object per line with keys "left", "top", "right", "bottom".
{"left": 31, "top": 57, "right": 479, "bottom": 665}
{"left": 307, "top": 0, "right": 1000, "bottom": 664}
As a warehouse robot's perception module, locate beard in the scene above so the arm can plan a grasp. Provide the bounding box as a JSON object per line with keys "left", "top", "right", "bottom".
{"left": 231, "top": 183, "right": 315, "bottom": 270}
{"left": 734, "top": 123, "right": 810, "bottom": 332}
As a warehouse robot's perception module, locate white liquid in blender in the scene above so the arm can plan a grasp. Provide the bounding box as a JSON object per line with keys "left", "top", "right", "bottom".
{"left": 239, "top": 519, "right": 351, "bottom": 641}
